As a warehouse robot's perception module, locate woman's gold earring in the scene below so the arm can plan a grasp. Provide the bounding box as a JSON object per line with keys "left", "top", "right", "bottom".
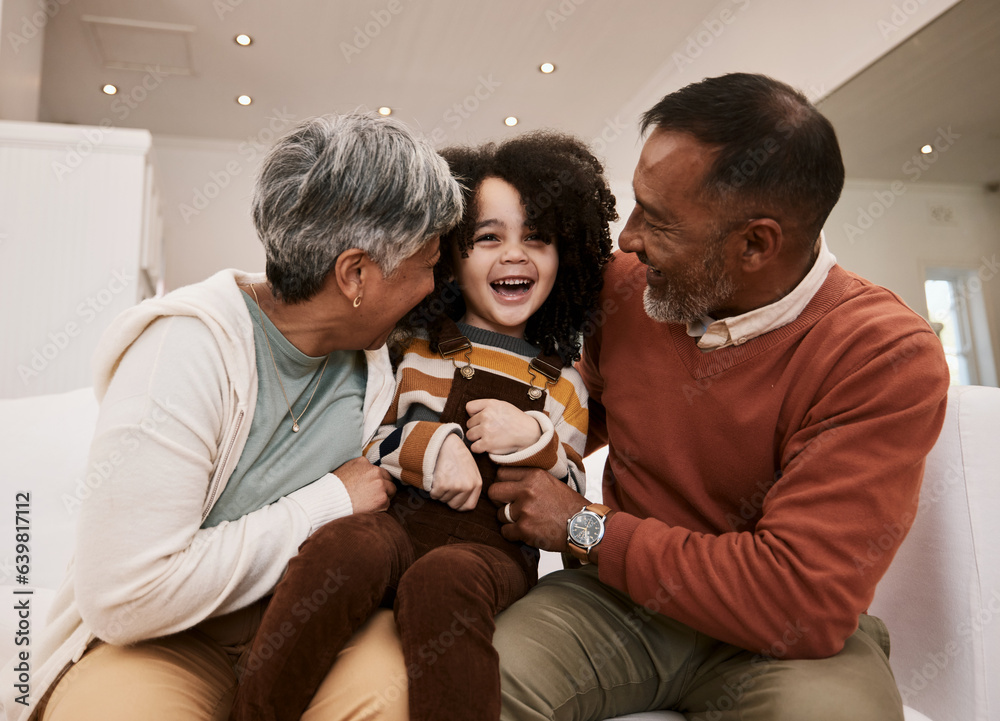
{"left": 353, "top": 295, "right": 362, "bottom": 308}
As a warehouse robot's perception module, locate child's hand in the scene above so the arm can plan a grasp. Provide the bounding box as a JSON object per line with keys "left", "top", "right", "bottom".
{"left": 465, "top": 399, "right": 543, "bottom": 455}
{"left": 431, "top": 433, "right": 483, "bottom": 511}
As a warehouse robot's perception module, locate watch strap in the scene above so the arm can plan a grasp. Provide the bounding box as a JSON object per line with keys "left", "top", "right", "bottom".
{"left": 567, "top": 542, "right": 590, "bottom": 564}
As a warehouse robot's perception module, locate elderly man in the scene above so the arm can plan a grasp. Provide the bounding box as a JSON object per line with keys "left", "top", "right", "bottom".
{"left": 489, "top": 73, "right": 950, "bottom": 720}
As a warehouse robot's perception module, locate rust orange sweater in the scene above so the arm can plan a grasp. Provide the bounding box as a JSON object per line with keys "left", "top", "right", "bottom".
{"left": 578, "top": 253, "right": 950, "bottom": 659}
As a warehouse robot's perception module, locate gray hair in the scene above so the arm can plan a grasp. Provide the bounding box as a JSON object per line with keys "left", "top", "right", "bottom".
{"left": 252, "top": 113, "right": 464, "bottom": 303}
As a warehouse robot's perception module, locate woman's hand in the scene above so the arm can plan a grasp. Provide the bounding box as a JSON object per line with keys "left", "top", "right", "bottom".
{"left": 431, "top": 433, "right": 482, "bottom": 511}
{"left": 335, "top": 457, "right": 396, "bottom": 514}
{"left": 465, "top": 399, "right": 542, "bottom": 455}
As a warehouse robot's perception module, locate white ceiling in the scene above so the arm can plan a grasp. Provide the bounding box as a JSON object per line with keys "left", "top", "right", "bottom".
{"left": 818, "top": 0, "right": 1000, "bottom": 187}
{"left": 37, "top": 0, "right": 998, "bottom": 187}
{"left": 39, "top": 0, "right": 722, "bottom": 180}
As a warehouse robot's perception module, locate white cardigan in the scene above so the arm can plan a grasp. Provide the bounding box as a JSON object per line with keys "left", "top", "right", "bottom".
{"left": 1, "top": 269, "right": 395, "bottom": 721}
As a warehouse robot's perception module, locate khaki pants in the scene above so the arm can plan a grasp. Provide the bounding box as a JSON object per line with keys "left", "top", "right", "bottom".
{"left": 494, "top": 566, "right": 904, "bottom": 721}
{"left": 38, "top": 610, "right": 409, "bottom": 721}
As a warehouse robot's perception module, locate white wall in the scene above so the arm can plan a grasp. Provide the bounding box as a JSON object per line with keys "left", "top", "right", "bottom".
{"left": 825, "top": 180, "right": 1000, "bottom": 383}
{"left": 152, "top": 136, "right": 265, "bottom": 290}
{"left": 0, "top": 0, "right": 48, "bottom": 121}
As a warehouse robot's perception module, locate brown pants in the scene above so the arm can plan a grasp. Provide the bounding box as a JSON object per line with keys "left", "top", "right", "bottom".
{"left": 228, "top": 509, "right": 532, "bottom": 721}
{"left": 231, "top": 365, "right": 546, "bottom": 721}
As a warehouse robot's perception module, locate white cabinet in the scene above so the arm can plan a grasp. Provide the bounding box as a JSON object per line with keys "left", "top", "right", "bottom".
{"left": 0, "top": 120, "right": 163, "bottom": 399}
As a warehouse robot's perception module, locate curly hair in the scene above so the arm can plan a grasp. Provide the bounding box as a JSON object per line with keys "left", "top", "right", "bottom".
{"left": 396, "top": 130, "right": 617, "bottom": 367}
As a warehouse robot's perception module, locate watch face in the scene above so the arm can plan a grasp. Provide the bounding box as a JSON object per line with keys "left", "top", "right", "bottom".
{"left": 569, "top": 512, "right": 603, "bottom": 547}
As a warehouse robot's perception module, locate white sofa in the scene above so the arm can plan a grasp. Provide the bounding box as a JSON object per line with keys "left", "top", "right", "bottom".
{"left": 2, "top": 385, "right": 997, "bottom": 721}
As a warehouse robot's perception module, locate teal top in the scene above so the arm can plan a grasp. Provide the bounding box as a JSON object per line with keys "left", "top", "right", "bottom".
{"left": 202, "top": 292, "right": 367, "bottom": 528}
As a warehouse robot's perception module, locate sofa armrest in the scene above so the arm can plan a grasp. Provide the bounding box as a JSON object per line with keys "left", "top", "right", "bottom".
{"left": 869, "top": 385, "right": 1000, "bottom": 721}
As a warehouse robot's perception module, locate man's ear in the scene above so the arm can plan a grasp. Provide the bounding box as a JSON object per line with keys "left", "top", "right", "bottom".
{"left": 332, "top": 248, "right": 368, "bottom": 299}
{"left": 736, "top": 218, "right": 783, "bottom": 273}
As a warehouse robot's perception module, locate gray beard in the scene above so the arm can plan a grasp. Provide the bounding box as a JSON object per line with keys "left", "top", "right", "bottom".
{"left": 642, "top": 275, "right": 736, "bottom": 324}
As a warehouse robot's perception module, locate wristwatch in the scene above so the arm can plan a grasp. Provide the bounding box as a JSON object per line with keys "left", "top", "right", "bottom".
{"left": 566, "top": 504, "right": 612, "bottom": 564}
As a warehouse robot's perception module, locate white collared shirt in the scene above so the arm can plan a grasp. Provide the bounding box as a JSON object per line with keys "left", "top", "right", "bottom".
{"left": 687, "top": 233, "right": 837, "bottom": 351}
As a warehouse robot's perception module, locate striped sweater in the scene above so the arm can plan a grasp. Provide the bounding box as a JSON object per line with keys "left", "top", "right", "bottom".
{"left": 365, "top": 323, "right": 588, "bottom": 494}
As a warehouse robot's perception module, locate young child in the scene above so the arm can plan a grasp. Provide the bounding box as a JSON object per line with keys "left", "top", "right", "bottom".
{"left": 229, "top": 131, "right": 616, "bottom": 721}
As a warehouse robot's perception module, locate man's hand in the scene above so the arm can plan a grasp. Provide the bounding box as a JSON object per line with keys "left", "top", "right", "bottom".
{"left": 465, "top": 399, "right": 543, "bottom": 455}
{"left": 488, "top": 467, "right": 588, "bottom": 552}
{"left": 334, "top": 457, "right": 395, "bottom": 514}
{"left": 431, "top": 433, "right": 483, "bottom": 511}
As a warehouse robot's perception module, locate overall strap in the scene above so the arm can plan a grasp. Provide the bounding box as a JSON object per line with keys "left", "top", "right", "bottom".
{"left": 434, "top": 317, "right": 565, "bottom": 385}
{"left": 433, "top": 316, "right": 472, "bottom": 358}
{"left": 528, "top": 354, "right": 563, "bottom": 383}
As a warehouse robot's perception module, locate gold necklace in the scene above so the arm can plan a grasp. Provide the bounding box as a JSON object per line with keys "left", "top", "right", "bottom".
{"left": 249, "top": 283, "right": 330, "bottom": 433}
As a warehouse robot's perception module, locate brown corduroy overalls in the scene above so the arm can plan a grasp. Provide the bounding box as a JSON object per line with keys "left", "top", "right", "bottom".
{"left": 229, "top": 330, "right": 560, "bottom": 721}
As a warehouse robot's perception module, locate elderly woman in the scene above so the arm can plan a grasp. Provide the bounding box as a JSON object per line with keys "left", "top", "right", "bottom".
{"left": 11, "top": 114, "right": 462, "bottom": 721}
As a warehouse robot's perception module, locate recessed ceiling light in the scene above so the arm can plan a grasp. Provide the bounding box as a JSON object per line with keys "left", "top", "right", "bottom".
{"left": 235, "top": 34, "right": 252, "bottom": 46}
{"left": 539, "top": 62, "right": 556, "bottom": 74}
{"left": 102, "top": 84, "right": 118, "bottom": 95}
{"left": 504, "top": 116, "right": 518, "bottom": 127}
{"left": 237, "top": 95, "right": 253, "bottom": 106}
{"left": 378, "top": 106, "right": 392, "bottom": 116}
{"left": 921, "top": 144, "right": 933, "bottom": 154}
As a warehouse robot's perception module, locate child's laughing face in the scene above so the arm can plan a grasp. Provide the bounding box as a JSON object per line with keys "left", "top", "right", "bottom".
{"left": 454, "top": 177, "right": 559, "bottom": 339}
